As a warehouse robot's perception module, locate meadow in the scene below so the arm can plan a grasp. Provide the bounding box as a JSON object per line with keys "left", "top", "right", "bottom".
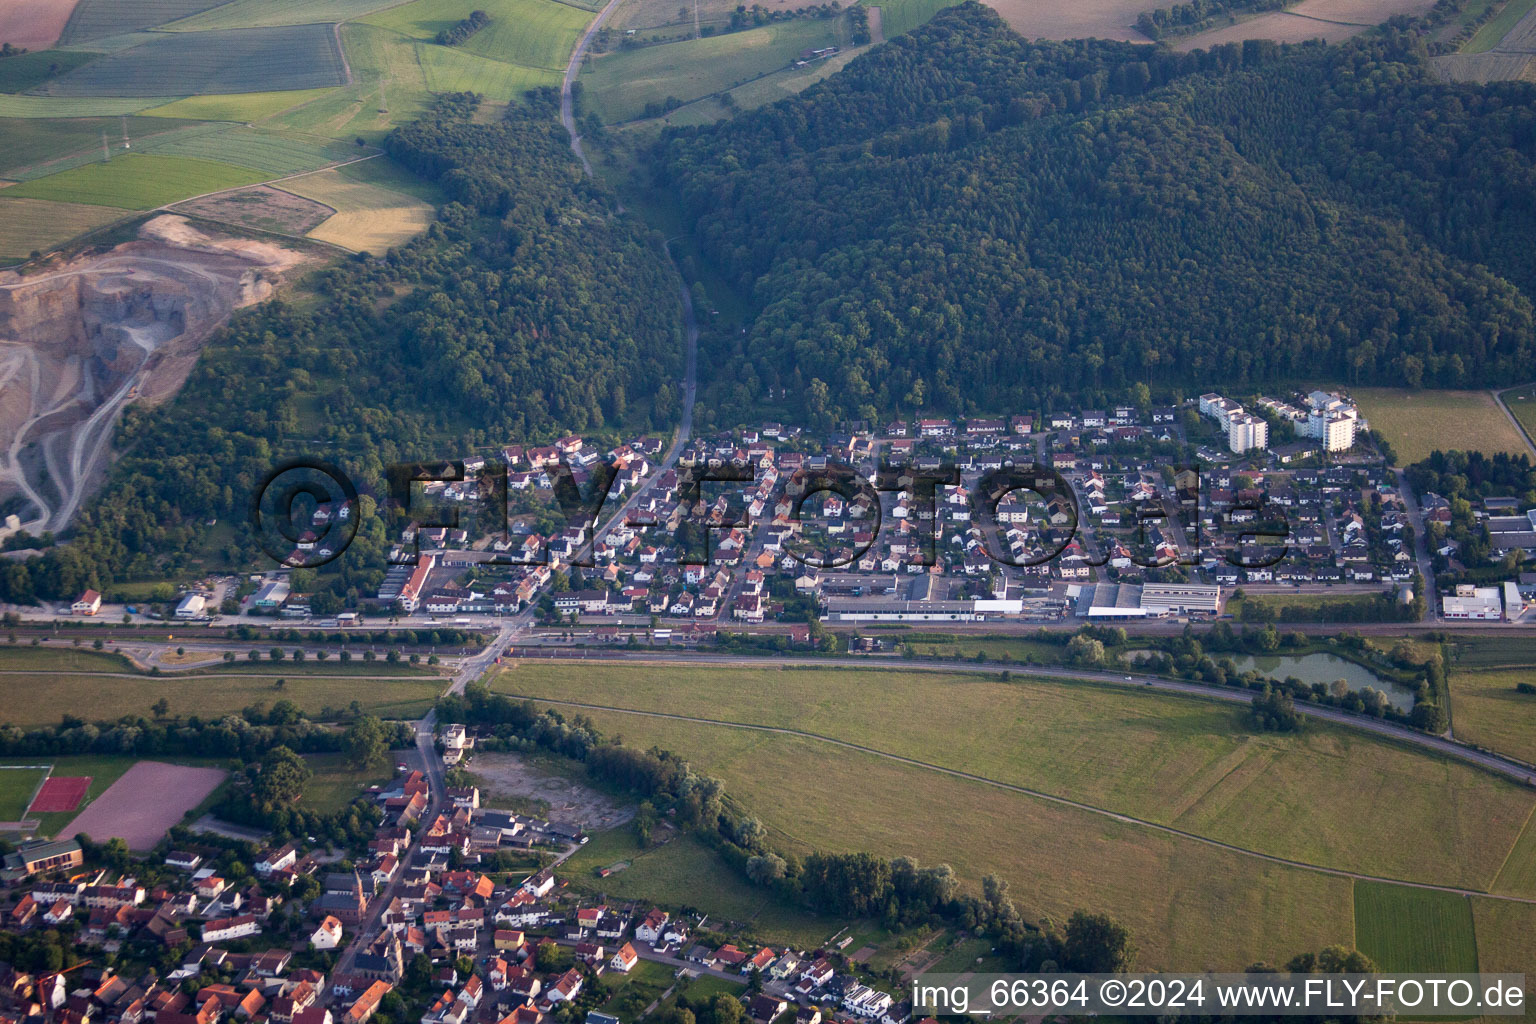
{"left": 492, "top": 661, "right": 1534, "bottom": 890}
{"left": 300, "top": 752, "right": 395, "bottom": 813}
{"left": 545, "top": 708, "right": 1356, "bottom": 970}
{"left": 41, "top": 25, "right": 349, "bottom": 97}
{"left": 138, "top": 124, "right": 360, "bottom": 176}
{"left": 562, "top": 827, "right": 852, "bottom": 949}
{"left": 1498, "top": 383, "right": 1536, "bottom": 448}
{"left": 0, "top": 51, "right": 98, "bottom": 92}
{"left": 0, "top": 197, "right": 126, "bottom": 260}
{"left": 1491, "top": 814, "right": 1536, "bottom": 897}
{"left": 1447, "top": 669, "right": 1536, "bottom": 765}
{"left": 3, "top": 152, "right": 267, "bottom": 208}
{"left": 1352, "top": 387, "right": 1531, "bottom": 463}
{"left": 1353, "top": 882, "right": 1480, "bottom": 972}
{"left": 581, "top": 18, "right": 846, "bottom": 122}
{"left": 1469, "top": 897, "right": 1536, "bottom": 1024}
{"left": 869, "top": 0, "right": 960, "bottom": 37}
{"left": 363, "top": 0, "right": 592, "bottom": 72}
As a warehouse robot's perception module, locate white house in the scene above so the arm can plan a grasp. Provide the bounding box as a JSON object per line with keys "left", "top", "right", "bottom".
{"left": 311, "top": 916, "right": 344, "bottom": 950}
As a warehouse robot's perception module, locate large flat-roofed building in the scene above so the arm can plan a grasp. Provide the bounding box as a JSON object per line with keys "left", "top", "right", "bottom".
{"left": 1442, "top": 585, "right": 1503, "bottom": 620}
{"left": 1140, "top": 583, "right": 1221, "bottom": 616}
{"left": 1228, "top": 412, "right": 1268, "bottom": 454}
{"left": 2, "top": 838, "right": 84, "bottom": 879}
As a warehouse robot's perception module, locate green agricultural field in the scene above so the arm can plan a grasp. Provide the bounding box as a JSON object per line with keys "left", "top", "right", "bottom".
{"left": 1352, "top": 388, "right": 1531, "bottom": 464}
{"left": 364, "top": 0, "right": 592, "bottom": 72}
{"left": 142, "top": 88, "right": 343, "bottom": 122}
{"left": 262, "top": 22, "right": 434, "bottom": 142}
{"left": 415, "top": 44, "right": 559, "bottom": 101}
{"left": 1354, "top": 882, "right": 1480, "bottom": 973}
{"left": 581, "top": 18, "right": 845, "bottom": 122}
{"left": 0, "top": 657, "right": 442, "bottom": 726}
{"left": 493, "top": 662, "right": 1534, "bottom": 890}
{"left": 166, "top": 0, "right": 415, "bottom": 31}
{"left": 300, "top": 752, "right": 395, "bottom": 814}
{"left": 0, "top": 767, "right": 48, "bottom": 821}
{"left": 0, "top": 646, "right": 137, "bottom": 672}
{"left": 546, "top": 709, "right": 1356, "bottom": 971}
{"left": 562, "top": 829, "right": 838, "bottom": 948}
{"left": 1466, "top": 0, "right": 1536, "bottom": 50}
{"left": 0, "top": 117, "right": 190, "bottom": 176}
{"left": 0, "top": 197, "right": 127, "bottom": 261}
{"left": 2, "top": 121, "right": 224, "bottom": 181}
{"left": 139, "top": 124, "right": 360, "bottom": 176}
{"left": 3, "top": 153, "right": 268, "bottom": 208}
{"left": 0, "top": 51, "right": 98, "bottom": 92}
{"left": 1470, "top": 897, "right": 1536, "bottom": 1024}
{"left": 866, "top": 0, "right": 959, "bottom": 37}
{"left": 60, "top": 0, "right": 251, "bottom": 43}
{"left": 41, "top": 25, "right": 349, "bottom": 97}
{"left": 1448, "top": 670, "right": 1536, "bottom": 765}
{"left": 0, "top": 94, "right": 180, "bottom": 118}
{"left": 1442, "top": 633, "right": 1536, "bottom": 670}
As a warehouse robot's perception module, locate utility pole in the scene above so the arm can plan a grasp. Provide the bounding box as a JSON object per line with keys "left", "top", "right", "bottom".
{"left": 101, "top": 130, "right": 109, "bottom": 162}
{"left": 120, "top": 115, "right": 130, "bottom": 150}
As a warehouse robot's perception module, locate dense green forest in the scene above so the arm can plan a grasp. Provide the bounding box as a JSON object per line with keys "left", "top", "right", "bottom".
{"left": 0, "top": 94, "right": 682, "bottom": 603}
{"left": 655, "top": 4, "right": 1536, "bottom": 426}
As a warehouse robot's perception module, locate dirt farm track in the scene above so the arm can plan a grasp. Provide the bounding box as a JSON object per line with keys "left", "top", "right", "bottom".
{"left": 62, "top": 761, "right": 227, "bottom": 851}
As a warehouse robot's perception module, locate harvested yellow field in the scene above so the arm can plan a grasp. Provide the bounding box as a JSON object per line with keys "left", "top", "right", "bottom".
{"left": 1352, "top": 388, "right": 1531, "bottom": 463}
{"left": 0, "top": 197, "right": 126, "bottom": 260}
{"left": 275, "top": 165, "right": 433, "bottom": 252}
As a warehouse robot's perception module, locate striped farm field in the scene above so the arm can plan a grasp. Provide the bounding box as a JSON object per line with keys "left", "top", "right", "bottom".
{"left": 4, "top": 153, "right": 267, "bottom": 208}
{"left": 0, "top": 51, "right": 98, "bottom": 92}
{"left": 60, "top": 0, "right": 244, "bottom": 42}
{"left": 41, "top": 25, "right": 348, "bottom": 97}
{"left": 364, "top": 0, "right": 593, "bottom": 71}
{"left": 1354, "top": 882, "right": 1480, "bottom": 972}
{"left": 0, "top": 197, "right": 128, "bottom": 260}
{"left": 0, "top": 94, "right": 179, "bottom": 117}
{"left": 0, "top": 116, "right": 201, "bottom": 177}
{"left": 142, "top": 88, "right": 342, "bottom": 122}
{"left": 166, "top": 0, "right": 414, "bottom": 30}
{"left": 139, "top": 124, "right": 360, "bottom": 176}
{"left": 277, "top": 161, "right": 434, "bottom": 251}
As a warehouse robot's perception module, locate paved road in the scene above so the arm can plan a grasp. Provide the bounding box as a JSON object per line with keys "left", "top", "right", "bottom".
{"left": 501, "top": 687, "right": 1536, "bottom": 906}
{"left": 495, "top": 650, "right": 1536, "bottom": 785}
{"left": 335, "top": 711, "right": 446, "bottom": 976}
{"left": 1395, "top": 467, "right": 1440, "bottom": 622}
{"left": 560, "top": 0, "right": 626, "bottom": 176}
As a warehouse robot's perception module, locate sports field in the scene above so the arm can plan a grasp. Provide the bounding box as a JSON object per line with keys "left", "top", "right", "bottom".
{"left": 0, "top": 197, "right": 126, "bottom": 260}
{"left": 1352, "top": 387, "right": 1531, "bottom": 463}
{"left": 1448, "top": 669, "right": 1536, "bottom": 765}
{"left": 1353, "top": 882, "right": 1480, "bottom": 972}
{"left": 3, "top": 152, "right": 267, "bottom": 208}
{"left": 0, "top": 755, "right": 137, "bottom": 837}
{"left": 581, "top": 18, "right": 846, "bottom": 122}
{"left": 42, "top": 25, "right": 349, "bottom": 97}
{"left": 278, "top": 160, "right": 436, "bottom": 251}
{"left": 28, "top": 775, "right": 92, "bottom": 813}
{"left": 493, "top": 662, "right": 1534, "bottom": 890}
{"left": 0, "top": 767, "right": 49, "bottom": 820}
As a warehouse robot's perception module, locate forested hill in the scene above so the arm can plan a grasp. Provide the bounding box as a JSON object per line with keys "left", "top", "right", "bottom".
{"left": 655, "top": 4, "right": 1536, "bottom": 423}
{"left": 0, "top": 96, "right": 684, "bottom": 603}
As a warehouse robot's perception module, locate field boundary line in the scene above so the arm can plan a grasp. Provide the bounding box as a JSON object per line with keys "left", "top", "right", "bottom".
{"left": 1492, "top": 383, "right": 1536, "bottom": 459}
{"left": 506, "top": 691, "right": 1536, "bottom": 906}
{"left": 1489, "top": 800, "right": 1536, "bottom": 893}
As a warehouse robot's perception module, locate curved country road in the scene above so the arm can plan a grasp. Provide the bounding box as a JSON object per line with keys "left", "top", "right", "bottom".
{"left": 496, "top": 688, "right": 1536, "bottom": 906}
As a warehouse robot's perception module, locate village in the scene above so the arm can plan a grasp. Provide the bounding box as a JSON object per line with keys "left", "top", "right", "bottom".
{"left": 0, "top": 738, "right": 923, "bottom": 1024}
